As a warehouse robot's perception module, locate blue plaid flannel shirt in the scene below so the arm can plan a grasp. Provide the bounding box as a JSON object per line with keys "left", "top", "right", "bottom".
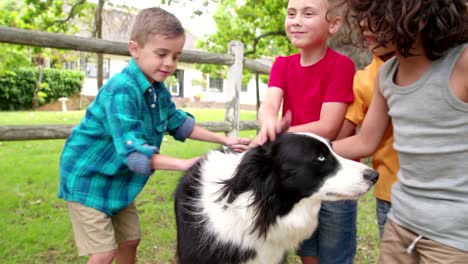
{"left": 58, "top": 58, "right": 194, "bottom": 215}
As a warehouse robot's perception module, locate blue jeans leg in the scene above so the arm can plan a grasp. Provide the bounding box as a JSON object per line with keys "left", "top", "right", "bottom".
{"left": 375, "top": 198, "right": 392, "bottom": 240}
{"left": 297, "top": 200, "right": 357, "bottom": 264}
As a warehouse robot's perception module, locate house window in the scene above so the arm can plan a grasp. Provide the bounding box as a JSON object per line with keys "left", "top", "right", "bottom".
{"left": 208, "top": 76, "right": 223, "bottom": 92}
{"left": 103, "top": 58, "right": 110, "bottom": 79}
{"left": 165, "top": 70, "right": 184, "bottom": 97}
{"left": 165, "top": 75, "right": 179, "bottom": 96}
{"left": 241, "top": 83, "right": 248, "bottom": 92}
{"left": 83, "top": 57, "right": 110, "bottom": 79}
{"left": 64, "top": 61, "right": 77, "bottom": 70}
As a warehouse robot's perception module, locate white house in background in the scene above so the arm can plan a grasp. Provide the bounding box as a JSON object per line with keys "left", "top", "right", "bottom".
{"left": 77, "top": 6, "right": 270, "bottom": 106}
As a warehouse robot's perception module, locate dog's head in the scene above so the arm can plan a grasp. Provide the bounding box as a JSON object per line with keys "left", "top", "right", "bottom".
{"left": 270, "top": 132, "right": 379, "bottom": 201}
{"left": 217, "top": 132, "right": 378, "bottom": 236}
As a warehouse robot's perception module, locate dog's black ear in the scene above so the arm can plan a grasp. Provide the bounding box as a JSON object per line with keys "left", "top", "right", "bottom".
{"left": 216, "top": 142, "right": 279, "bottom": 203}
{"left": 216, "top": 142, "right": 284, "bottom": 238}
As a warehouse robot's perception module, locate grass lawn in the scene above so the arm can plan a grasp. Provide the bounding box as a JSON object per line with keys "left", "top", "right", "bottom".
{"left": 0, "top": 109, "right": 380, "bottom": 264}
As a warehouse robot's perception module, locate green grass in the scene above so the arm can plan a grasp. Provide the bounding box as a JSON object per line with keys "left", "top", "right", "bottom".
{"left": 0, "top": 109, "right": 379, "bottom": 264}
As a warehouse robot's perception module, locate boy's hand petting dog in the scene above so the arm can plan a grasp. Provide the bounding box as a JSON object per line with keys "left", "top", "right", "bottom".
{"left": 250, "top": 110, "right": 292, "bottom": 147}
{"left": 224, "top": 137, "right": 251, "bottom": 153}
{"left": 182, "top": 156, "right": 202, "bottom": 171}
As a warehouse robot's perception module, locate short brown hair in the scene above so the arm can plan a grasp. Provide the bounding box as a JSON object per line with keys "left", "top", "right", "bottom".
{"left": 130, "top": 7, "right": 185, "bottom": 46}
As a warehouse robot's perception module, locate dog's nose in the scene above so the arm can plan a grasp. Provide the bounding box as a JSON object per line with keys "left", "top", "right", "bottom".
{"left": 363, "top": 169, "right": 379, "bottom": 184}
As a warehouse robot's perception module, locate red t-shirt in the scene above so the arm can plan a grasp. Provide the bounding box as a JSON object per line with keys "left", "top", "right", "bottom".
{"left": 268, "top": 48, "right": 355, "bottom": 126}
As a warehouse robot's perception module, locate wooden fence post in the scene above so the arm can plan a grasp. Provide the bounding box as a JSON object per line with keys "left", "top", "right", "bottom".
{"left": 225, "top": 40, "right": 244, "bottom": 137}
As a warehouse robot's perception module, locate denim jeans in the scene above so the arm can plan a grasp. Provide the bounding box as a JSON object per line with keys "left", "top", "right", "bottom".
{"left": 376, "top": 198, "right": 392, "bottom": 239}
{"left": 297, "top": 200, "right": 357, "bottom": 264}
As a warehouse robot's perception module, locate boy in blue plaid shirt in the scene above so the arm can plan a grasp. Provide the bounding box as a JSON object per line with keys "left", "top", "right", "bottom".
{"left": 58, "top": 7, "right": 250, "bottom": 263}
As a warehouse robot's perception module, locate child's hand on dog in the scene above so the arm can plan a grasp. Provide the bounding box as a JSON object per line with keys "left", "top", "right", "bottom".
{"left": 224, "top": 137, "right": 251, "bottom": 153}
{"left": 182, "top": 156, "right": 202, "bottom": 171}
{"left": 250, "top": 110, "right": 292, "bottom": 147}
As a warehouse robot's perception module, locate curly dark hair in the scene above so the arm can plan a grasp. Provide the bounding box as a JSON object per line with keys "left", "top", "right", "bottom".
{"left": 346, "top": 0, "right": 468, "bottom": 60}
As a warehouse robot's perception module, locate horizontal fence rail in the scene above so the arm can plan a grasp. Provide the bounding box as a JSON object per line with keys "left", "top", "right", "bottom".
{"left": 0, "top": 26, "right": 271, "bottom": 74}
{"left": 0, "top": 121, "right": 259, "bottom": 141}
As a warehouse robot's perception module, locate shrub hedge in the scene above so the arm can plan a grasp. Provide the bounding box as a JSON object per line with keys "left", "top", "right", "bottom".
{"left": 0, "top": 68, "right": 84, "bottom": 110}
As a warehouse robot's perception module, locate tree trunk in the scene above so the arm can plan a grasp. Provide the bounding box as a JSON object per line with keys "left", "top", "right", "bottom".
{"left": 95, "top": 0, "right": 105, "bottom": 89}
{"left": 32, "top": 61, "right": 44, "bottom": 110}
{"left": 255, "top": 73, "right": 260, "bottom": 134}
{"left": 97, "top": 55, "right": 103, "bottom": 88}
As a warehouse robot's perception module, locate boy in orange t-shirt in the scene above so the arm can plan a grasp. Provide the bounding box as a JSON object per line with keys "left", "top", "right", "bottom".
{"left": 336, "top": 27, "right": 397, "bottom": 239}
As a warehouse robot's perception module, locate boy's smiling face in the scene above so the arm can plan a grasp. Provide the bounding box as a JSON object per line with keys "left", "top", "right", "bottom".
{"left": 129, "top": 33, "right": 185, "bottom": 83}
{"left": 285, "top": 0, "right": 341, "bottom": 50}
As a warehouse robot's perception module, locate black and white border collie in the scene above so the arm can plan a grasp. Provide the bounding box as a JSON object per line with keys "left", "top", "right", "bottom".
{"left": 175, "top": 132, "right": 378, "bottom": 264}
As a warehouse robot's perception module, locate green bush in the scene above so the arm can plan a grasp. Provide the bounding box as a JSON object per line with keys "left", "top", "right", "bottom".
{"left": 0, "top": 68, "right": 84, "bottom": 110}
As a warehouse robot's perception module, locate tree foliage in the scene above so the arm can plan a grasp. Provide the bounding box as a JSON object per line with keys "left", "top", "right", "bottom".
{"left": 161, "top": 0, "right": 214, "bottom": 15}
{"left": 0, "top": 1, "right": 30, "bottom": 71}
{"left": 197, "top": 0, "right": 294, "bottom": 58}
{"left": 22, "top": 0, "right": 91, "bottom": 32}
{"left": 0, "top": 0, "right": 94, "bottom": 108}
{"left": 20, "top": 0, "right": 94, "bottom": 61}
{"left": 0, "top": 0, "right": 95, "bottom": 68}
{"left": 186, "top": 0, "right": 295, "bottom": 84}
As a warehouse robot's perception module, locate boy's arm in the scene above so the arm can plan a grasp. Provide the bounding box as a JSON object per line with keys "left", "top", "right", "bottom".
{"left": 287, "top": 102, "right": 348, "bottom": 140}
{"left": 151, "top": 154, "right": 200, "bottom": 171}
{"left": 453, "top": 46, "right": 468, "bottom": 102}
{"left": 333, "top": 78, "right": 390, "bottom": 159}
{"left": 335, "top": 58, "right": 378, "bottom": 141}
{"left": 335, "top": 119, "right": 357, "bottom": 140}
{"left": 256, "top": 87, "right": 284, "bottom": 144}
{"left": 188, "top": 125, "right": 251, "bottom": 152}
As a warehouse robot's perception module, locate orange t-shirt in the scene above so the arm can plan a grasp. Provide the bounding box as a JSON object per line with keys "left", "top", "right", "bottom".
{"left": 346, "top": 56, "right": 398, "bottom": 202}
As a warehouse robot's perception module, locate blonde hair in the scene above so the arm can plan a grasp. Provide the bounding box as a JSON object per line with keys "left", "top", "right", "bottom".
{"left": 130, "top": 7, "right": 185, "bottom": 46}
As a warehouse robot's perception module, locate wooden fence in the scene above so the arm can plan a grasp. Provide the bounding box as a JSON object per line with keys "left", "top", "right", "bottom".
{"left": 0, "top": 26, "right": 270, "bottom": 141}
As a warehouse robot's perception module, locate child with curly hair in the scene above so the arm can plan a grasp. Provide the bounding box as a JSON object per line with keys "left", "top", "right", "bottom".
{"left": 334, "top": 0, "right": 468, "bottom": 262}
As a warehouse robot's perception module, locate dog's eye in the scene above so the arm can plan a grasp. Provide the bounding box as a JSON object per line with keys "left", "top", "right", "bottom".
{"left": 316, "top": 154, "right": 326, "bottom": 162}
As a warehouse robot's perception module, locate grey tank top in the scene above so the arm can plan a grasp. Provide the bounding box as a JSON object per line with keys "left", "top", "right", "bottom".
{"left": 380, "top": 43, "right": 468, "bottom": 251}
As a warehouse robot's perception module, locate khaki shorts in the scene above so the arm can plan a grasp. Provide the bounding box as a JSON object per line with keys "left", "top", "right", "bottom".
{"left": 67, "top": 202, "right": 141, "bottom": 256}
{"left": 379, "top": 219, "right": 468, "bottom": 264}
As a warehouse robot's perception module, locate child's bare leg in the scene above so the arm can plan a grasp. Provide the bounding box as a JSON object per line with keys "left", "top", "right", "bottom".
{"left": 115, "top": 239, "right": 140, "bottom": 264}
{"left": 87, "top": 250, "right": 115, "bottom": 264}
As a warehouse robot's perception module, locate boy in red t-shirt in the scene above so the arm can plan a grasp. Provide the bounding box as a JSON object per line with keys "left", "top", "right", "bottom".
{"left": 253, "top": 0, "right": 356, "bottom": 263}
